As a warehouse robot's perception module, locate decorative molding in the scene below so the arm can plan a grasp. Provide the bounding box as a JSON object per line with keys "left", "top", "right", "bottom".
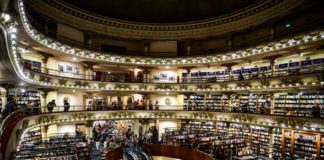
{"left": 74, "top": 81, "right": 89, "bottom": 87}
{"left": 17, "top": 0, "right": 324, "bottom": 66}
{"left": 236, "top": 82, "right": 251, "bottom": 88}
{"left": 231, "top": 114, "right": 256, "bottom": 122}
{"left": 197, "top": 85, "right": 211, "bottom": 90}
{"left": 280, "top": 77, "right": 303, "bottom": 86}
{"left": 69, "top": 113, "right": 94, "bottom": 120}
{"left": 155, "top": 84, "right": 172, "bottom": 90}
{"left": 115, "top": 84, "right": 131, "bottom": 89}
{"left": 36, "top": 115, "right": 57, "bottom": 124}
{"left": 25, "top": 0, "right": 304, "bottom": 40}
{"left": 220, "top": 83, "right": 228, "bottom": 88}
{"left": 110, "top": 111, "right": 135, "bottom": 118}
{"left": 192, "top": 112, "right": 213, "bottom": 119}
{"left": 274, "top": 117, "right": 311, "bottom": 127}
{"left": 153, "top": 112, "right": 175, "bottom": 118}
{"left": 260, "top": 79, "right": 270, "bottom": 86}
{"left": 59, "top": 79, "right": 67, "bottom": 85}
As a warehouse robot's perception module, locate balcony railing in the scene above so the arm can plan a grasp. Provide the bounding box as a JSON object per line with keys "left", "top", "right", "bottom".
{"left": 21, "top": 61, "right": 324, "bottom": 84}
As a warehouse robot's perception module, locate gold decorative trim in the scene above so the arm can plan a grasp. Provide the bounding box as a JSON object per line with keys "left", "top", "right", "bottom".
{"left": 25, "top": 0, "right": 303, "bottom": 40}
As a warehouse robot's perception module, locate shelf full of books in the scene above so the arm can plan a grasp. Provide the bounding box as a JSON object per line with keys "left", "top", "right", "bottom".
{"left": 282, "top": 129, "right": 322, "bottom": 159}
{"left": 16, "top": 90, "right": 40, "bottom": 109}
{"left": 16, "top": 133, "right": 90, "bottom": 160}
{"left": 183, "top": 94, "right": 229, "bottom": 111}
{"left": 274, "top": 92, "right": 324, "bottom": 117}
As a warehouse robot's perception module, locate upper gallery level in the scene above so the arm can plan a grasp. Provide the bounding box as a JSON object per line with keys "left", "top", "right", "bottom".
{"left": 9, "top": 0, "right": 324, "bottom": 61}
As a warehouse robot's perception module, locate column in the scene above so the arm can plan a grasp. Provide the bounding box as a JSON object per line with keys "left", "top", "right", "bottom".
{"left": 263, "top": 55, "right": 282, "bottom": 77}
{"left": 269, "top": 127, "right": 274, "bottom": 158}
{"left": 85, "top": 121, "right": 93, "bottom": 139}
{"left": 39, "top": 52, "right": 54, "bottom": 74}
{"left": 270, "top": 92, "right": 275, "bottom": 115}
{"left": 44, "top": 19, "right": 49, "bottom": 34}
{"left": 185, "top": 93, "right": 192, "bottom": 110}
{"left": 270, "top": 59, "right": 275, "bottom": 77}
{"left": 185, "top": 40, "right": 191, "bottom": 56}
{"left": 134, "top": 120, "right": 140, "bottom": 136}
{"left": 42, "top": 125, "right": 49, "bottom": 141}
{"left": 82, "top": 61, "right": 98, "bottom": 80}
{"left": 228, "top": 34, "right": 233, "bottom": 50}
{"left": 144, "top": 40, "right": 151, "bottom": 56}
{"left": 140, "top": 67, "right": 152, "bottom": 83}
{"left": 221, "top": 63, "right": 237, "bottom": 81}
{"left": 270, "top": 21, "right": 275, "bottom": 40}
{"left": 38, "top": 88, "right": 54, "bottom": 111}
{"left": 84, "top": 32, "right": 93, "bottom": 49}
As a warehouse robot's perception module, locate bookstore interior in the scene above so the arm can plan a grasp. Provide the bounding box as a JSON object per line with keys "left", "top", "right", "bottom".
{"left": 0, "top": 0, "right": 324, "bottom": 159}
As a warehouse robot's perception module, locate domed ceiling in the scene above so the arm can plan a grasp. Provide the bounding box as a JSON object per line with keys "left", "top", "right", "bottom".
{"left": 63, "top": 0, "right": 263, "bottom": 23}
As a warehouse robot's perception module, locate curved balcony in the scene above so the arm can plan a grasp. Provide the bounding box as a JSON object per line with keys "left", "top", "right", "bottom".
{"left": 22, "top": 60, "right": 324, "bottom": 84}
{"left": 18, "top": 61, "right": 324, "bottom": 93}
{"left": 5, "top": 14, "right": 323, "bottom": 93}
{"left": 16, "top": 0, "right": 324, "bottom": 66}
{"left": 1, "top": 106, "right": 323, "bottom": 159}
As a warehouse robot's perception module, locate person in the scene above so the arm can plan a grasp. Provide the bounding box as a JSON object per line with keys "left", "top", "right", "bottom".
{"left": 47, "top": 99, "right": 56, "bottom": 112}
{"left": 188, "top": 101, "right": 192, "bottom": 111}
{"left": 76, "top": 128, "right": 81, "bottom": 136}
{"left": 248, "top": 71, "right": 252, "bottom": 79}
{"left": 26, "top": 100, "right": 35, "bottom": 115}
{"left": 63, "top": 99, "right": 70, "bottom": 112}
{"left": 261, "top": 71, "right": 266, "bottom": 78}
{"left": 242, "top": 102, "right": 248, "bottom": 113}
{"left": 238, "top": 72, "right": 244, "bottom": 81}
{"left": 260, "top": 103, "right": 266, "bottom": 114}
{"left": 34, "top": 100, "right": 40, "bottom": 114}
{"left": 87, "top": 101, "right": 92, "bottom": 111}
{"left": 311, "top": 102, "right": 321, "bottom": 118}
{"left": 148, "top": 100, "right": 153, "bottom": 110}
{"left": 126, "top": 128, "right": 132, "bottom": 140}
{"left": 6, "top": 97, "right": 16, "bottom": 114}
{"left": 191, "top": 101, "right": 196, "bottom": 110}
{"left": 155, "top": 100, "right": 159, "bottom": 110}
{"left": 252, "top": 71, "right": 260, "bottom": 79}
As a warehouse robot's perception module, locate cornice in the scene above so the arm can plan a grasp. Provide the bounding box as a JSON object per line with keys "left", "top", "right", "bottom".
{"left": 26, "top": 0, "right": 304, "bottom": 40}
{"left": 16, "top": 0, "right": 324, "bottom": 66}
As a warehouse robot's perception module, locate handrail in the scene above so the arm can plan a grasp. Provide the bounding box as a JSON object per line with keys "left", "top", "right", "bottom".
{"left": 0, "top": 104, "right": 322, "bottom": 158}
{"left": 21, "top": 60, "right": 324, "bottom": 84}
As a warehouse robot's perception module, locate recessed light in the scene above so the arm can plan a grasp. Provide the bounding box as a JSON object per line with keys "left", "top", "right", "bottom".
{"left": 73, "top": 57, "right": 76, "bottom": 61}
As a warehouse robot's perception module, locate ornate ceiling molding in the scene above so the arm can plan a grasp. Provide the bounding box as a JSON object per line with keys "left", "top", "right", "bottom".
{"left": 25, "top": 0, "right": 304, "bottom": 40}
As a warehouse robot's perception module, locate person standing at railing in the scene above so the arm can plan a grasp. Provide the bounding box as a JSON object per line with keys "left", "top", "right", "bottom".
{"left": 87, "top": 101, "right": 92, "bottom": 111}
{"left": 3, "top": 97, "right": 16, "bottom": 118}
{"left": 238, "top": 72, "right": 244, "bottom": 81}
{"left": 46, "top": 99, "right": 56, "bottom": 112}
{"left": 148, "top": 100, "right": 153, "bottom": 110}
{"left": 63, "top": 99, "right": 70, "bottom": 112}
{"left": 155, "top": 100, "right": 159, "bottom": 110}
{"left": 311, "top": 102, "right": 321, "bottom": 118}
{"left": 26, "top": 100, "right": 35, "bottom": 115}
